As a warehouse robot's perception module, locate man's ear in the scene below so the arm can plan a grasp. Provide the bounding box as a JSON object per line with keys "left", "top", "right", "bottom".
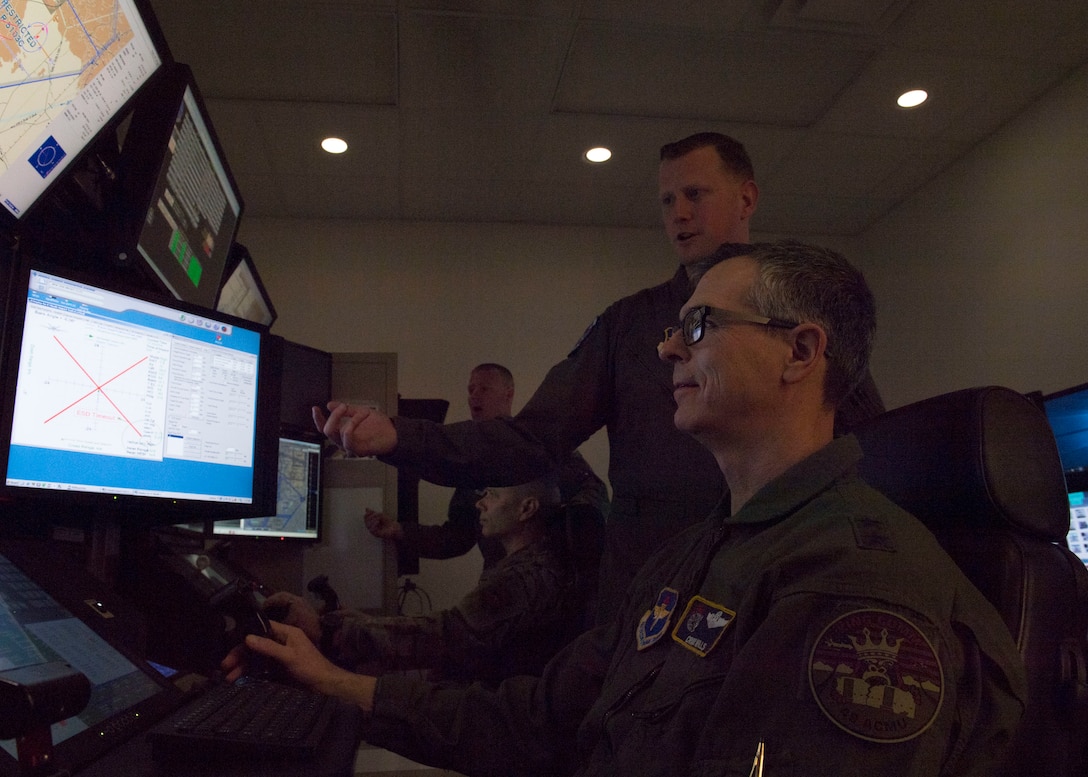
{"left": 518, "top": 496, "right": 539, "bottom": 522}
{"left": 782, "top": 324, "right": 826, "bottom": 385}
{"left": 739, "top": 179, "right": 758, "bottom": 220}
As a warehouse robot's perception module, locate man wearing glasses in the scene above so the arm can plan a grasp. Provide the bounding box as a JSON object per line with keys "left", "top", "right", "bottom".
{"left": 314, "top": 133, "right": 884, "bottom": 623}
{"left": 231, "top": 241, "right": 1021, "bottom": 776}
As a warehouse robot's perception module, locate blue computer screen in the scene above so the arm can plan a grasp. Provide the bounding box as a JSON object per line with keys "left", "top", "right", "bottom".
{"left": 1044, "top": 385, "right": 1088, "bottom": 481}
{"left": 4, "top": 269, "right": 262, "bottom": 504}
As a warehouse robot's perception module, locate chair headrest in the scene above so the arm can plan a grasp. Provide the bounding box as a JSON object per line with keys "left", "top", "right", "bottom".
{"left": 854, "top": 386, "right": 1069, "bottom": 542}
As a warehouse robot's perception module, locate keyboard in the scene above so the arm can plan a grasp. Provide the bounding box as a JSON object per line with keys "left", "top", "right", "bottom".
{"left": 147, "top": 677, "right": 337, "bottom": 761}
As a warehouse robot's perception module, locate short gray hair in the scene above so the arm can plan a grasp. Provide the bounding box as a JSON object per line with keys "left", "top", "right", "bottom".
{"left": 690, "top": 240, "right": 875, "bottom": 407}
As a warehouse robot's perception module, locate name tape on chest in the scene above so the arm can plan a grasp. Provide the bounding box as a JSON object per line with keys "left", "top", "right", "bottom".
{"left": 670, "top": 595, "right": 736, "bottom": 657}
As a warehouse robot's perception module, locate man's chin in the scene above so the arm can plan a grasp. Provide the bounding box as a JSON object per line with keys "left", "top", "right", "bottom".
{"left": 673, "top": 409, "right": 701, "bottom": 436}
{"left": 675, "top": 240, "right": 718, "bottom": 264}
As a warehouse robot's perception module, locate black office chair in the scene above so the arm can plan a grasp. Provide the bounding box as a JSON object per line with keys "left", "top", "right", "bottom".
{"left": 853, "top": 385, "right": 1088, "bottom": 777}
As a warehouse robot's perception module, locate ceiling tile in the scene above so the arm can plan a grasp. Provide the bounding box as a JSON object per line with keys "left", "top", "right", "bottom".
{"left": 399, "top": 10, "right": 573, "bottom": 110}
{"left": 135, "top": 0, "right": 1088, "bottom": 236}
{"left": 554, "top": 24, "right": 874, "bottom": 124}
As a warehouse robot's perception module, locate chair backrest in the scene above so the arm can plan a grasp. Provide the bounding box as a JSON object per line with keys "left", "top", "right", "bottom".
{"left": 853, "top": 385, "right": 1088, "bottom": 777}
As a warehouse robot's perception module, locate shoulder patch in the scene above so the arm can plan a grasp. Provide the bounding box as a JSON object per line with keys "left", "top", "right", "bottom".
{"left": 851, "top": 517, "right": 897, "bottom": 553}
{"left": 808, "top": 608, "right": 943, "bottom": 743}
{"left": 636, "top": 587, "right": 679, "bottom": 651}
{"left": 568, "top": 316, "right": 600, "bottom": 358}
{"left": 671, "top": 595, "right": 735, "bottom": 657}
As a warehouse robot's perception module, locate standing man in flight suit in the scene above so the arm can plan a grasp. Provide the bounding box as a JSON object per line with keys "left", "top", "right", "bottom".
{"left": 313, "top": 133, "right": 884, "bottom": 621}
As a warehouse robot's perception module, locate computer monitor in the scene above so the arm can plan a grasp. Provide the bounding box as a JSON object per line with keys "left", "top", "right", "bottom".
{"left": 0, "top": 261, "right": 280, "bottom": 524}
{"left": 0, "top": 540, "right": 184, "bottom": 776}
{"left": 0, "top": 0, "right": 170, "bottom": 224}
{"left": 111, "top": 62, "right": 242, "bottom": 310}
{"left": 215, "top": 243, "right": 277, "bottom": 327}
{"left": 1041, "top": 382, "right": 1088, "bottom": 493}
{"left": 1066, "top": 492, "right": 1088, "bottom": 566}
{"left": 279, "top": 340, "right": 332, "bottom": 439}
{"left": 212, "top": 437, "right": 323, "bottom": 542}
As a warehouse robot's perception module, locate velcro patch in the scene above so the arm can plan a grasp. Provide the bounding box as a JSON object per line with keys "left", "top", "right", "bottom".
{"left": 636, "top": 587, "right": 679, "bottom": 651}
{"left": 671, "top": 595, "right": 735, "bottom": 657}
{"left": 809, "top": 609, "right": 943, "bottom": 743}
{"left": 851, "top": 517, "right": 897, "bottom": 552}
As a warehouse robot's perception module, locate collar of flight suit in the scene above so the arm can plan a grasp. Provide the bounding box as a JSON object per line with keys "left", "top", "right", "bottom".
{"left": 717, "top": 435, "right": 863, "bottom": 528}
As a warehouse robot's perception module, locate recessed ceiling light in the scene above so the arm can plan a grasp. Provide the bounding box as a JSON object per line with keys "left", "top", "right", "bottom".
{"left": 897, "top": 89, "right": 928, "bottom": 109}
{"left": 321, "top": 137, "right": 348, "bottom": 154}
{"left": 584, "top": 146, "right": 612, "bottom": 163}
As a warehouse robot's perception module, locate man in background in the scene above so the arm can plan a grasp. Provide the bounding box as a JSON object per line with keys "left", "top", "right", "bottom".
{"left": 363, "top": 363, "right": 608, "bottom": 607}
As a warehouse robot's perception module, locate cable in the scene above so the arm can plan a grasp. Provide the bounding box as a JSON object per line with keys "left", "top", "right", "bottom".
{"left": 396, "top": 577, "right": 432, "bottom": 616}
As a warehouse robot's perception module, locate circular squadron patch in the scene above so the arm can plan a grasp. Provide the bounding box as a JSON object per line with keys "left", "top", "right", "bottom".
{"left": 808, "top": 608, "right": 943, "bottom": 743}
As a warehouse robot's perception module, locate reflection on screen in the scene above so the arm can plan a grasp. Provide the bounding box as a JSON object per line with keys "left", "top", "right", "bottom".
{"left": 0, "top": 553, "right": 161, "bottom": 756}
{"left": 0, "top": 0, "right": 163, "bottom": 219}
{"left": 214, "top": 438, "right": 322, "bottom": 540}
{"left": 216, "top": 255, "right": 275, "bottom": 327}
{"left": 5, "top": 269, "right": 261, "bottom": 503}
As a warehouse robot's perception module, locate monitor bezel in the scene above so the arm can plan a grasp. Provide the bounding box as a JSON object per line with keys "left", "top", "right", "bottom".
{"left": 0, "top": 254, "right": 281, "bottom": 527}
{"left": 0, "top": 0, "right": 173, "bottom": 229}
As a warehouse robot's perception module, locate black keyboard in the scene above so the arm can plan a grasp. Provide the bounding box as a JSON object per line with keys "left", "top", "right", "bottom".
{"left": 147, "top": 677, "right": 337, "bottom": 761}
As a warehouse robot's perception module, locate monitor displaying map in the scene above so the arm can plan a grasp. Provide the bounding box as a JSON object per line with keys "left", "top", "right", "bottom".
{"left": 0, "top": 0, "right": 169, "bottom": 221}
{"left": 213, "top": 437, "right": 323, "bottom": 541}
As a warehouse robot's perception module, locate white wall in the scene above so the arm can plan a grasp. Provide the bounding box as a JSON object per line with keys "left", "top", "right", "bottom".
{"left": 238, "top": 220, "right": 672, "bottom": 608}
{"left": 855, "top": 62, "right": 1088, "bottom": 409}
{"left": 237, "top": 62, "right": 1088, "bottom": 609}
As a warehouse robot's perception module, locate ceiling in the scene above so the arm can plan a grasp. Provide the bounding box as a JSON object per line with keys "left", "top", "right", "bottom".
{"left": 145, "top": 0, "right": 1088, "bottom": 238}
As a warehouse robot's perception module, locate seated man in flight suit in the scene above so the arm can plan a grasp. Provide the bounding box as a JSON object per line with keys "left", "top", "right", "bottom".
{"left": 260, "top": 478, "right": 581, "bottom": 687}
{"left": 225, "top": 240, "right": 1025, "bottom": 777}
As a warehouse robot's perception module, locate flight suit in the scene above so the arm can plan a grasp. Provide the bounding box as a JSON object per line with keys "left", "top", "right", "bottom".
{"left": 363, "top": 437, "right": 1026, "bottom": 777}
{"left": 327, "top": 540, "right": 579, "bottom": 686}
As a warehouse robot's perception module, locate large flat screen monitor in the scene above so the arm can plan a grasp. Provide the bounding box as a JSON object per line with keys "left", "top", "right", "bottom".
{"left": 0, "top": 263, "right": 279, "bottom": 523}
{"left": 212, "top": 436, "right": 323, "bottom": 542}
{"left": 1042, "top": 382, "right": 1088, "bottom": 493}
{"left": 112, "top": 62, "right": 242, "bottom": 310}
{"left": 0, "top": 0, "right": 170, "bottom": 224}
{"left": 0, "top": 539, "right": 184, "bottom": 777}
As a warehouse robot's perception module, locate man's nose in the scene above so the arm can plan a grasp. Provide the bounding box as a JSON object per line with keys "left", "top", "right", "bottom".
{"left": 657, "top": 329, "right": 686, "bottom": 362}
{"left": 670, "top": 198, "right": 693, "bottom": 222}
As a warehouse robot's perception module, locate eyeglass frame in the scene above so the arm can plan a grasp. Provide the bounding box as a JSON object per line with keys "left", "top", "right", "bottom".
{"left": 662, "top": 305, "right": 800, "bottom": 348}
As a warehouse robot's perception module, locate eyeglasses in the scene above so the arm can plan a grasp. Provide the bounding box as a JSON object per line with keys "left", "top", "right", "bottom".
{"left": 662, "top": 305, "right": 799, "bottom": 347}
